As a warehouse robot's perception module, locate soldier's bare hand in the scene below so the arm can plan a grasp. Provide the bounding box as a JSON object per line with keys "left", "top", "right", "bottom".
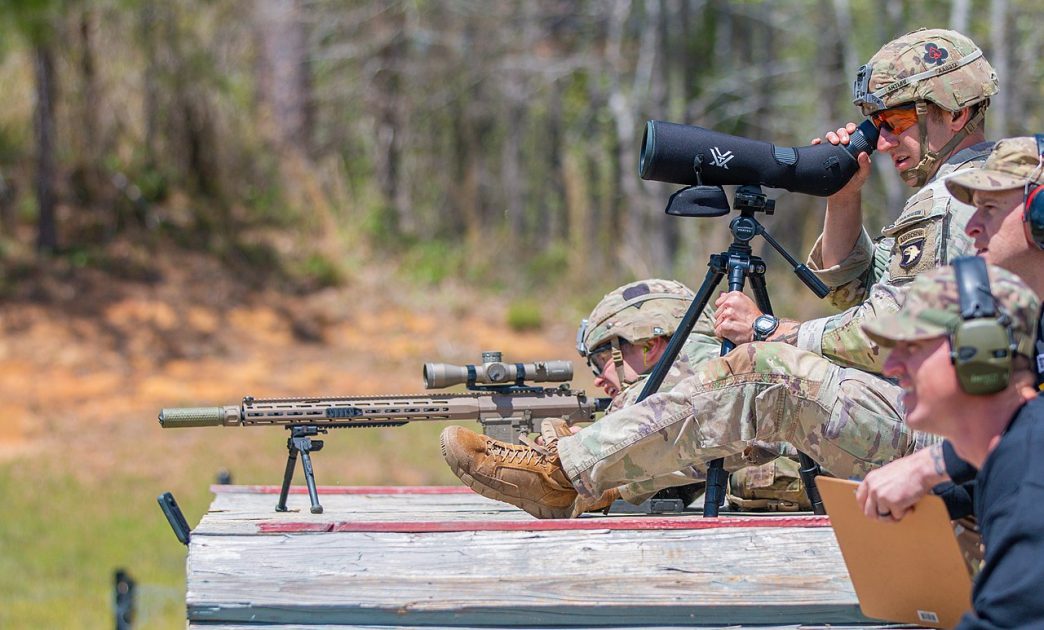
{"left": 810, "top": 123, "right": 873, "bottom": 200}
{"left": 810, "top": 122, "right": 859, "bottom": 146}
{"left": 855, "top": 449, "right": 943, "bottom": 523}
{"left": 713, "top": 291, "right": 761, "bottom": 344}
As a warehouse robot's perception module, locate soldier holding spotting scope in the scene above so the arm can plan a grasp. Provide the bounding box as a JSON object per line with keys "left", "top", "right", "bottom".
{"left": 440, "top": 28, "right": 1002, "bottom": 519}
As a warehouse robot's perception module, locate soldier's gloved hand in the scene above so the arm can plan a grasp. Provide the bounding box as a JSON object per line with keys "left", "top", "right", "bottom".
{"left": 713, "top": 291, "right": 761, "bottom": 344}
{"left": 855, "top": 448, "right": 945, "bottom": 522}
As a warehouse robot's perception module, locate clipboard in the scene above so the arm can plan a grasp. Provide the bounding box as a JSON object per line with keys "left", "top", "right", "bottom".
{"left": 818, "top": 476, "right": 973, "bottom": 628}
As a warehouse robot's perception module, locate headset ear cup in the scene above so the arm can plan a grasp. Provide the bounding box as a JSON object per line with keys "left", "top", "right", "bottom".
{"left": 1026, "top": 184, "right": 1044, "bottom": 250}
{"left": 951, "top": 320, "right": 1013, "bottom": 395}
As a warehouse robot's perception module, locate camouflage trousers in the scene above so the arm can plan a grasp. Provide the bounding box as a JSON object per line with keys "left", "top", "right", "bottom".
{"left": 557, "top": 342, "right": 939, "bottom": 499}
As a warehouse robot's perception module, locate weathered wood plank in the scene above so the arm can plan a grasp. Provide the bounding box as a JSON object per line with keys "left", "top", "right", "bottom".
{"left": 186, "top": 486, "right": 894, "bottom": 627}
{"left": 188, "top": 529, "right": 872, "bottom": 625}
{"left": 196, "top": 486, "right": 829, "bottom": 535}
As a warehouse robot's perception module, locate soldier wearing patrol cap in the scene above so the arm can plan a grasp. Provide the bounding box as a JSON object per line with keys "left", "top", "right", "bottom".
{"left": 857, "top": 262, "right": 1044, "bottom": 628}
{"left": 859, "top": 136, "right": 1044, "bottom": 525}
{"left": 438, "top": 28, "right": 1007, "bottom": 520}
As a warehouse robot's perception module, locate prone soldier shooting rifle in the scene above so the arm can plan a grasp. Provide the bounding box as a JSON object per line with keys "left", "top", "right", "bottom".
{"left": 158, "top": 352, "right": 609, "bottom": 514}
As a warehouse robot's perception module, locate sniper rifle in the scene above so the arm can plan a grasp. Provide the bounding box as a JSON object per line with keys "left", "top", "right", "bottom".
{"left": 158, "top": 352, "right": 609, "bottom": 514}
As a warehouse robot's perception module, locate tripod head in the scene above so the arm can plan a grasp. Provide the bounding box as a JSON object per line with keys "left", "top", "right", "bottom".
{"left": 665, "top": 182, "right": 776, "bottom": 220}
{"left": 664, "top": 183, "right": 828, "bottom": 299}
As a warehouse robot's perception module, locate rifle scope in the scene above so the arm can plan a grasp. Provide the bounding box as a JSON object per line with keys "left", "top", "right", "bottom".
{"left": 424, "top": 352, "right": 572, "bottom": 389}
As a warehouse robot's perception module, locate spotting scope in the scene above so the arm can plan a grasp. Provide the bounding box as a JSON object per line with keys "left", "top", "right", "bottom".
{"left": 639, "top": 119, "right": 879, "bottom": 197}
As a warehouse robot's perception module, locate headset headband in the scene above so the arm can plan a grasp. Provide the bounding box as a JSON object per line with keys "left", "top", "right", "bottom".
{"left": 955, "top": 256, "right": 997, "bottom": 320}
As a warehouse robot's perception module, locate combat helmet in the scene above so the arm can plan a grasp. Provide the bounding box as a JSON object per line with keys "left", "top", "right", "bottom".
{"left": 576, "top": 279, "right": 693, "bottom": 382}
{"left": 852, "top": 28, "right": 998, "bottom": 186}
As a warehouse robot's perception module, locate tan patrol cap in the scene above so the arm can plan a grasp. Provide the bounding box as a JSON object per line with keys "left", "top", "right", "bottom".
{"left": 862, "top": 262, "right": 1039, "bottom": 359}
{"left": 945, "top": 136, "right": 1044, "bottom": 204}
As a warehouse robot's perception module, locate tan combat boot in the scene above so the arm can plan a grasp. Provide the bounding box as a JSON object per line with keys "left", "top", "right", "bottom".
{"left": 570, "top": 486, "right": 620, "bottom": 517}
{"left": 539, "top": 418, "right": 620, "bottom": 516}
{"left": 440, "top": 425, "right": 578, "bottom": 519}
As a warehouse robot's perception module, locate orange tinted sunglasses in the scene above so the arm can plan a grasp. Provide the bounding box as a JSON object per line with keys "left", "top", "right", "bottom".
{"left": 871, "top": 104, "right": 919, "bottom": 135}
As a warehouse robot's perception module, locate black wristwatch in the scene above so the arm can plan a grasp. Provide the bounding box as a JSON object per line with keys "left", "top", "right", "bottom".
{"left": 752, "top": 314, "right": 779, "bottom": 341}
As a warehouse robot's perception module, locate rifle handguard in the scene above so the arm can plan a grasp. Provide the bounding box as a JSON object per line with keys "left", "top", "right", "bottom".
{"left": 159, "top": 406, "right": 233, "bottom": 428}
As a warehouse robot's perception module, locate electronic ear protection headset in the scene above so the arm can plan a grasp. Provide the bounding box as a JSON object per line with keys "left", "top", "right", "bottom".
{"left": 1024, "top": 134, "right": 1044, "bottom": 249}
{"left": 951, "top": 256, "right": 1016, "bottom": 395}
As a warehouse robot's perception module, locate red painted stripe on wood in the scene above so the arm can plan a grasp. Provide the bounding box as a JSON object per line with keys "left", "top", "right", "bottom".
{"left": 261, "top": 522, "right": 335, "bottom": 533}
{"left": 256, "top": 515, "right": 832, "bottom": 534}
{"left": 211, "top": 485, "right": 474, "bottom": 495}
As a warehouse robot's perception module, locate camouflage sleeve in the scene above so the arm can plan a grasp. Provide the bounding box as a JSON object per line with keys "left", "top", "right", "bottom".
{"left": 807, "top": 230, "right": 895, "bottom": 312}
{"left": 796, "top": 282, "right": 904, "bottom": 373}
{"left": 796, "top": 177, "right": 971, "bottom": 373}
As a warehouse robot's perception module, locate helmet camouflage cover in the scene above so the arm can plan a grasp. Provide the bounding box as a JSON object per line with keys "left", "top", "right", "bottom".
{"left": 576, "top": 279, "right": 694, "bottom": 358}
{"left": 853, "top": 27, "right": 998, "bottom": 115}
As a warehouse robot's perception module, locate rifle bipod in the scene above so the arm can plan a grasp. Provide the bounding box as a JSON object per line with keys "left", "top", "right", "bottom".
{"left": 276, "top": 425, "right": 326, "bottom": 514}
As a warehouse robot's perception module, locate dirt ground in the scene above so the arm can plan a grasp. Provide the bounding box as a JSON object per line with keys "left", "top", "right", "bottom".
{"left": 0, "top": 249, "right": 591, "bottom": 481}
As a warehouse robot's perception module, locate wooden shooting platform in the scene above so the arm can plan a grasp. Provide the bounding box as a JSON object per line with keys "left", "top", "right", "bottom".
{"left": 184, "top": 485, "right": 907, "bottom": 629}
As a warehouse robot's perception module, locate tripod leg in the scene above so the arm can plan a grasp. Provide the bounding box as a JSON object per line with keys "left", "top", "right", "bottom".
{"left": 634, "top": 260, "right": 726, "bottom": 515}
{"left": 702, "top": 462, "right": 728, "bottom": 517}
{"left": 276, "top": 439, "right": 299, "bottom": 512}
{"left": 748, "top": 272, "right": 774, "bottom": 317}
{"left": 636, "top": 261, "right": 725, "bottom": 400}
{"left": 749, "top": 270, "right": 825, "bottom": 514}
{"left": 798, "top": 454, "right": 825, "bottom": 515}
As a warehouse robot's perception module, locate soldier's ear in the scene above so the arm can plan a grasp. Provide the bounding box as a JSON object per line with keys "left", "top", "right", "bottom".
{"left": 951, "top": 107, "right": 973, "bottom": 131}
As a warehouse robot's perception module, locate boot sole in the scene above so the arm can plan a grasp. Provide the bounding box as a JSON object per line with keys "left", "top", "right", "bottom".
{"left": 440, "top": 428, "right": 574, "bottom": 520}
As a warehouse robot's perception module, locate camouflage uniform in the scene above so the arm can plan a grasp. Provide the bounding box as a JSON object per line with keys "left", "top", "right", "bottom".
{"left": 861, "top": 264, "right": 1039, "bottom": 362}
{"left": 577, "top": 279, "right": 787, "bottom": 504}
{"left": 556, "top": 29, "right": 998, "bottom": 499}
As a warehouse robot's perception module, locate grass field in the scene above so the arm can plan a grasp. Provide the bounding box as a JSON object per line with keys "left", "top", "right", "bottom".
{"left": 0, "top": 416, "right": 479, "bottom": 628}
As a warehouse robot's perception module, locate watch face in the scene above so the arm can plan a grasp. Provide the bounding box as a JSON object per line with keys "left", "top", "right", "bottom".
{"left": 754, "top": 315, "right": 777, "bottom": 338}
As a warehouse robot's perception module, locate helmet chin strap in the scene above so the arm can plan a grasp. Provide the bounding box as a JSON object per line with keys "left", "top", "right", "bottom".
{"left": 902, "top": 101, "right": 988, "bottom": 187}
{"left": 609, "top": 337, "right": 640, "bottom": 388}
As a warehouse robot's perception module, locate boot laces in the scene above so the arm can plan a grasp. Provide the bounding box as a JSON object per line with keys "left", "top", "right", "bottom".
{"left": 489, "top": 436, "right": 557, "bottom": 467}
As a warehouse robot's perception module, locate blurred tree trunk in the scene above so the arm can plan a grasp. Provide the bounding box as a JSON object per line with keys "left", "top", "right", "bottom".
{"left": 33, "top": 39, "right": 58, "bottom": 252}
{"left": 76, "top": 7, "right": 104, "bottom": 212}
{"left": 140, "top": 1, "right": 160, "bottom": 167}
{"left": 371, "top": 8, "right": 410, "bottom": 235}
{"left": 652, "top": 0, "right": 678, "bottom": 269}
{"left": 254, "top": 0, "right": 313, "bottom": 155}
{"left": 544, "top": 81, "right": 565, "bottom": 243}
{"left": 949, "top": 0, "right": 970, "bottom": 33}
{"left": 502, "top": 97, "right": 526, "bottom": 239}
{"left": 1010, "top": 14, "right": 1041, "bottom": 133}
{"left": 989, "top": 0, "right": 1010, "bottom": 137}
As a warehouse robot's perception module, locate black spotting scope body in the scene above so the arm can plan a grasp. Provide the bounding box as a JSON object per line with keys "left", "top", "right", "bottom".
{"left": 639, "top": 119, "right": 879, "bottom": 197}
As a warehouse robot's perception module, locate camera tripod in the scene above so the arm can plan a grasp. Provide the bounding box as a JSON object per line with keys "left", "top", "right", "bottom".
{"left": 634, "top": 184, "right": 828, "bottom": 516}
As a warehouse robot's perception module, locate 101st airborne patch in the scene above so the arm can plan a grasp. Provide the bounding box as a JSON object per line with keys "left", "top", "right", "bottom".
{"left": 897, "top": 228, "right": 927, "bottom": 269}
